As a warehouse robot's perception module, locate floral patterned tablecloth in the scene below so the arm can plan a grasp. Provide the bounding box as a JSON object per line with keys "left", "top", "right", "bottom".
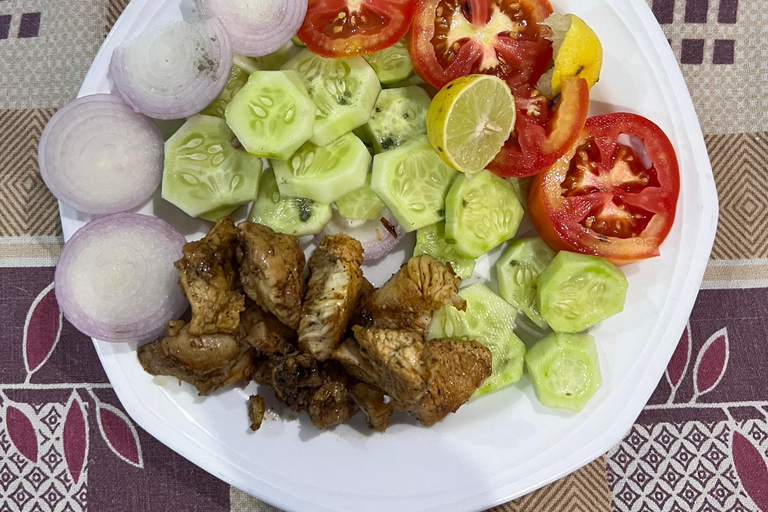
{"left": 0, "top": 0, "right": 765, "bottom": 510}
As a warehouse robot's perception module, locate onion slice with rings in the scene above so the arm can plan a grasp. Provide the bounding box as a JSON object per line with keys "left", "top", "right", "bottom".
{"left": 55, "top": 214, "right": 189, "bottom": 343}
{"left": 38, "top": 94, "right": 164, "bottom": 215}
{"left": 317, "top": 208, "right": 405, "bottom": 262}
{"left": 110, "top": 19, "right": 233, "bottom": 119}
{"left": 196, "top": 0, "right": 308, "bottom": 57}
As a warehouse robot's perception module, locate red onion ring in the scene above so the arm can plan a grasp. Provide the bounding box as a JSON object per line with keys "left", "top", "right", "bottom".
{"left": 317, "top": 208, "right": 405, "bottom": 262}
{"left": 196, "top": 0, "right": 307, "bottom": 57}
{"left": 38, "top": 94, "right": 164, "bottom": 215}
{"left": 55, "top": 213, "right": 189, "bottom": 343}
{"left": 110, "top": 18, "right": 233, "bottom": 119}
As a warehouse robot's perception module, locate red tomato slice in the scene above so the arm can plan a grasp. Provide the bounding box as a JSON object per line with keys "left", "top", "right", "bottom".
{"left": 488, "top": 76, "right": 590, "bottom": 178}
{"left": 409, "top": 0, "right": 553, "bottom": 89}
{"left": 528, "top": 113, "right": 681, "bottom": 265}
{"left": 297, "top": 0, "right": 417, "bottom": 58}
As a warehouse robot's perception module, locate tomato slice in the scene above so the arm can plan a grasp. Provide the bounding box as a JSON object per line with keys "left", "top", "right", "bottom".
{"left": 297, "top": 0, "right": 417, "bottom": 58}
{"left": 488, "top": 76, "right": 590, "bottom": 178}
{"left": 409, "top": 0, "right": 553, "bottom": 89}
{"left": 528, "top": 113, "right": 680, "bottom": 264}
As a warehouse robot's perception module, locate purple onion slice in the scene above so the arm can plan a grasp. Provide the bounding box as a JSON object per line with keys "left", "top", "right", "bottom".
{"left": 110, "top": 18, "right": 233, "bottom": 120}
{"left": 317, "top": 208, "right": 405, "bottom": 262}
{"left": 55, "top": 213, "right": 188, "bottom": 343}
{"left": 196, "top": 0, "right": 308, "bottom": 57}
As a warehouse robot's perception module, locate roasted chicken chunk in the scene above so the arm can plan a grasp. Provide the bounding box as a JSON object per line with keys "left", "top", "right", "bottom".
{"left": 248, "top": 395, "right": 266, "bottom": 431}
{"left": 240, "top": 303, "right": 298, "bottom": 355}
{"left": 364, "top": 255, "right": 466, "bottom": 335}
{"left": 175, "top": 217, "right": 244, "bottom": 335}
{"left": 349, "top": 382, "right": 394, "bottom": 432}
{"left": 237, "top": 222, "right": 305, "bottom": 329}
{"left": 299, "top": 234, "right": 365, "bottom": 360}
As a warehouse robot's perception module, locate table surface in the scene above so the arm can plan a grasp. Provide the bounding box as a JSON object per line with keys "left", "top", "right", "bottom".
{"left": 0, "top": 0, "right": 765, "bottom": 510}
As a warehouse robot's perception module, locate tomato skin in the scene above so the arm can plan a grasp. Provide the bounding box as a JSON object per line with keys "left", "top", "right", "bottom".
{"left": 298, "top": 0, "right": 417, "bottom": 58}
{"left": 409, "top": 0, "right": 553, "bottom": 89}
{"left": 529, "top": 113, "right": 681, "bottom": 265}
{"left": 488, "top": 77, "right": 590, "bottom": 178}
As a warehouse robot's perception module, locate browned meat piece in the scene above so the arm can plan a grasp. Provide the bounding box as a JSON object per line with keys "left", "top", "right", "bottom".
{"left": 240, "top": 304, "right": 298, "bottom": 355}
{"left": 404, "top": 338, "right": 492, "bottom": 426}
{"left": 308, "top": 382, "right": 359, "bottom": 429}
{"left": 348, "top": 277, "right": 375, "bottom": 329}
{"left": 334, "top": 326, "right": 427, "bottom": 405}
{"left": 349, "top": 382, "right": 394, "bottom": 432}
{"left": 364, "top": 255, "right": 466, "bottom": 336}
{"left": 161, "top": 321, "right": 241, "bottom": 372}
{"left": 299, "top": 234, "right": 365, "bottom": 361}
{"left": 237, "top": 222, "right": 305, "bottom": 329}
{"left": 175, "top": 217, "right": 244, "bottom": 335}
{"left": 248, "top": 395, "right": 266, "bottom": 431}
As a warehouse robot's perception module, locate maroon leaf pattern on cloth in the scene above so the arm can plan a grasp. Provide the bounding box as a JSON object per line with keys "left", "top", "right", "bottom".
{"left": 732, "top": 431, "right": 768, "bottom": 511}
{"left": 97, "top": 401, "right": 143, "bottom": 468}
{"left": 63, "top": 393, "right": 88, "bottom": 484}
{"left": 5, "top": 405, "right": 38, "bottom": 463}
{"left": 23, "top": 282, "right": 62, "bottom": 377}
{"left": 693, "top": 327, "right": 729, "bottom": 397}
{"left": 665, "top": 323, "right": 691, "bottom": 395}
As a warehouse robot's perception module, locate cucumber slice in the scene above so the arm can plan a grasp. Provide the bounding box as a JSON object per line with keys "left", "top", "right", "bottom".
{"left": 291, "top": 35, "right": 305, "bottom": 48}
{"left": 445, "top": 170, "right": 524, "bottom": 258}
{"left": 496, "top": 237, "right": 556, "bottom": 329}
{"left": 249, "top": 167, "right": 332, "bottom": 236}
{"left": 225, "top": 70, "right": 316, "bottom": 160}
{"left": 362, "top": 40, "right": 413, "bottom": 85}
{"left": 524, "top": 332, "right": 602, "bottom": 412}
{"left": 272, "top": 132, "right": 370, "bottom": 203}
{"left": 232, "top": 55, "right": 259, "bottom": 74}
{"left": 335, "top": 173, "right": 385, "bottom": 221}
{"left": 537, "top": 251, "right": 628, "bottom": 333}
{"left": 200, "top": 63, "right": 251, "bottom": 119}
{"left": 252, "top": 42, "right": 302, "bottom": 71}
{"left": 414, "top": 222, "right": 475, "bottom": 279}
{"left": 429, "top": 283, "right": 526, "bottom": 396}
{"left": 282, "top": 49, "right": 381, "bottom": 146}
{"left": 370, "top": 135, "right": 457, "bottom": 232}
{"left": 509, "top": 177, "right": 531, "bottom": 211}
{"left": 363, "top": 86, "right": 431, "bottom": 153}
{"left": 353, "top": 126, "right": 375, "bottom": 155}
{"left": 162, "top": 114, "right": 262, "bottom": 219}
{"left": 199, "top": 204, "right": 238, "bottom": 223}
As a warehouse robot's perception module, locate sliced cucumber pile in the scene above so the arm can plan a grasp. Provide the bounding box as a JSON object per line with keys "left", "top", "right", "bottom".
{"left": 225, "top": 70, "right": 316, "bottom": 160}
{"left": 371, "top": 135, "right": 457, "bottom": 232}
{"left": 414, "top": 222, "right": 476, "bottom": 279}
{"left": 335, "top": 173, "right": 385, "bottom": 221}
{"left": 445, "top": 170, "right": 524, "bottom": 258}
{"left": 249, "top": 167, "right": 331, "bottom": 236}
{"left": 200, "top": 60, "right": 253, "bottom": 118}
{"left": 363, "top": 86, "right": 431, "bottom": 153}
{"left": 429, "top": 283, "right": 526, "bottom": 396}
{"left": 162, "top": 114, "right": 262, "bottom": 220}
{"left": 282, "top": 50, "right": 381, "bottom": 146}
{"left": 537, "top": 251, "right": 628, "bottom": 333}
{"left": 362, "top": 40, "right": 413, "bottom": 86}
{"left": 525, "top": 332, "right": 602, "bottom": 412}
{"left": 272, "top": 132, "right": 370, "bottom": 204}
{"left": 496, "top": 237, "right": 556, "bottom": 329}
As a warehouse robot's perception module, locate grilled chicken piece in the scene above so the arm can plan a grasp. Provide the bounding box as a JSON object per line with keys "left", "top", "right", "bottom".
{"left": 175, "top": 217, "right": 245, "bottom": 335}
{"left": 349, "top": 382, "right": 394, "bottom": 432}
{"left": 299, "top": 234, "right": 365, "bottom": 360}
{"left": 237, "top": 222, "right": 305, "bottom": 329}
{"left": 348, "top": 277, "right": 375, "bottom": 329}
{"left": 308, "top": 382, "right": 359, "bottom": 429}
{"left": 240, "top": 304, "right": 298, "bottom": 355}
{"left": 248, "top": 395, "right": 266, "bottom": 431}
{"left": 364, "top": 255, "right": 466, "bottom": 336}
{"left": 160, "top": 320, "right": 241, "bottom": 372}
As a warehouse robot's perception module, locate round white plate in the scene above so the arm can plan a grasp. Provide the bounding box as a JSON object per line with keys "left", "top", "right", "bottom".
{"left": 59, "top": 0, "right": 718, "bottom": 510}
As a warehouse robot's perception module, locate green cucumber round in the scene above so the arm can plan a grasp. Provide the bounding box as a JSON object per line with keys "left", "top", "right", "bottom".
{"left": 225, "top": 70, "right": 316, "bottom": 160}
{"left": 201, "top": 63, "right": 252, "bottom": 119}
{"left": 370, "top": 135, "right": 457, "bottom": 232}
{"left": 363, "top": 86, "right": 431, "bottom": 153}
{"left": 414, "top": 222, "right": 476, "bottom": 280}
{"left": 537, "top": 251, "right": 628, "bottom": 333}
{"left": 249, "top": 167, "right": 331, "bottom": 236}
{"left": 252, "top": 42, "right": 301, "bottom": 71}
{"left": 429, "top": 283, "right": 526, "bottom": 396}
{"left": 162, "top": 114, "right": 262, "bottom": 219}
{"left": 524, "top": 332, "right": 602, "bottom": 412}
{"left": 496, "top": 237, "right": 556, "bottom": 329}
{"left": 272, "top": 132, "right": 370, "bottom": 203}
{"left": 444, "top": 170, "right": 524, "bottom": 258}
{"left": 282, "top": 49, "right": 381, "bottom": 147}
{"left": 362, "top": 40, "right": 413, "bottom": 85}
{"left": 335, "top": 173, "right": 385, "bottom": 221}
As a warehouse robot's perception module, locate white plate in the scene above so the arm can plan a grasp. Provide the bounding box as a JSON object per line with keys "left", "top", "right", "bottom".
{"left": 60, "top": 0, "right": 718, "bottom": 510}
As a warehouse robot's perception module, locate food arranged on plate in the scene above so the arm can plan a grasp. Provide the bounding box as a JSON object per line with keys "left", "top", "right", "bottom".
{"left": 41, "top": 0, "right": 681, "bottom": 430}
